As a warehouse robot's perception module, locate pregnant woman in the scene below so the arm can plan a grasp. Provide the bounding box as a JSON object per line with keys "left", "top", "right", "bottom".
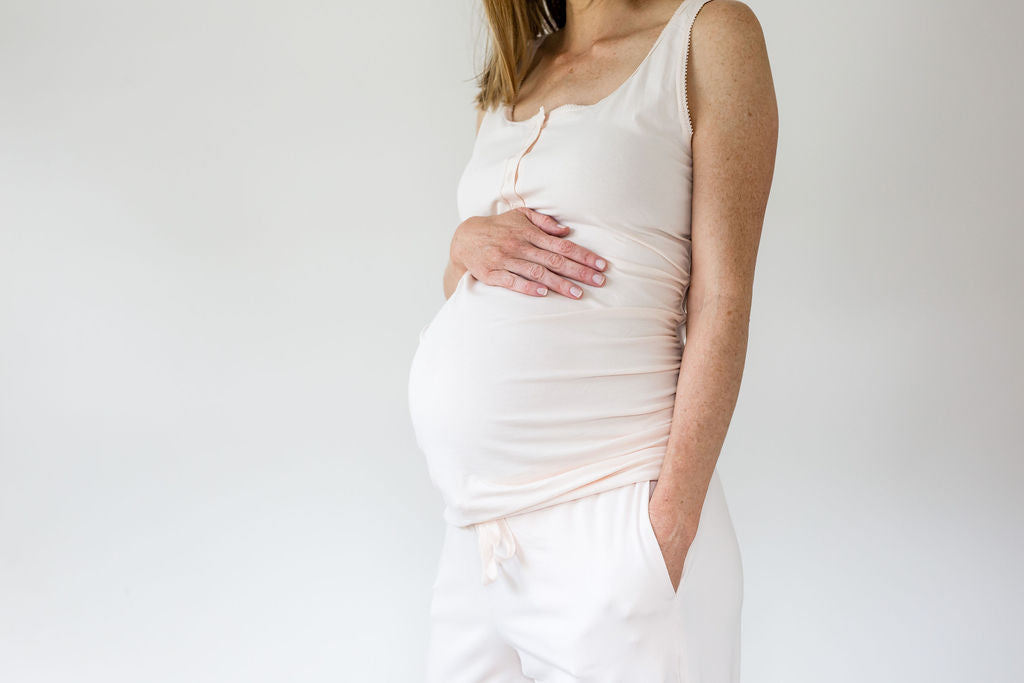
{"left": 408, "top": 0, "right": 777, "bottom": 680}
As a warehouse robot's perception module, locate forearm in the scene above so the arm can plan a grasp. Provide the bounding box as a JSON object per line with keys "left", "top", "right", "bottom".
{"left": 653, "top": 292, "right": 750, "bottom": 523}
{"left": 443, "top": 257, "right": 468, "bottom": 300}
{"left": 443, "top": 217, "right": 474, "bottom": 300}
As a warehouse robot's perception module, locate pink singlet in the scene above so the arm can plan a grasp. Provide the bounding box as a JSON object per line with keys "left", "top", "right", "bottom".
{"left": 410, "top": 2, "right": 744, "bottom": 679}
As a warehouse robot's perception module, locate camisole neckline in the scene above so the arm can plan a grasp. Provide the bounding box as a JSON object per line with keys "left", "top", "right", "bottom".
{"left": 502, "top": 0, "right": 693, "bottom": 125}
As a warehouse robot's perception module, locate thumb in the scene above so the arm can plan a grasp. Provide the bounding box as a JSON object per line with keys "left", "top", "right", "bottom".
{"left": 516, "top": 206, "right": 570, "bottom": 236}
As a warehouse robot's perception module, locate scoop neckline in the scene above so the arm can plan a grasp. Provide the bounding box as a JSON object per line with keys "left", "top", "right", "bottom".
{"left": 501, "top": 0, "right": 691, "bottom": 125}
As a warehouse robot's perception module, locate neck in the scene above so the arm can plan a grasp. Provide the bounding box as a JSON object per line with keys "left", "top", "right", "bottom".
{"left": 558, "top": 1, "right": 671, "bottom": 51}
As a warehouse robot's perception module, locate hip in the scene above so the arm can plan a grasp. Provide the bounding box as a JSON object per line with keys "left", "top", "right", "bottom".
{"left": 427, "top": 470, "right": 744, "bottom": 681}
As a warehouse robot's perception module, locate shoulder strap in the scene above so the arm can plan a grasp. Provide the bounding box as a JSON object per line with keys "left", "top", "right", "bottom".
{"left": 677, "top": 0, "right": 718, "bottom": 138}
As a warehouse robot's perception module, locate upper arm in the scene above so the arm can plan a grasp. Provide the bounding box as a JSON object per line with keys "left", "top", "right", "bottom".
{"left": 475, "top": 106, "right": 486, "bottom": 136}
{"left": 686, "top": 0, "right": 778, "bottom": 317}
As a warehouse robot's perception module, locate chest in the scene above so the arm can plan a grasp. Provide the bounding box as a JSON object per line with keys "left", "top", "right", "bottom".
{"left": 456, "top": 101, "right": 694, "bottom": 237}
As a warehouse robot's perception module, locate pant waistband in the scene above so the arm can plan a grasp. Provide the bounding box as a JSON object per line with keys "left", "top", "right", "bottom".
{"left": 473, "top": 517, "right": 517, "bottom": 584}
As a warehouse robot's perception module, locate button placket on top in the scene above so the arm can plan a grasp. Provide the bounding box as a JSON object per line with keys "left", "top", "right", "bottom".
{"left": 475, "top": 108, "right": 551, "bottom": 586}
{"left": 499, "top": 105, "right": 549, "bottom": 210}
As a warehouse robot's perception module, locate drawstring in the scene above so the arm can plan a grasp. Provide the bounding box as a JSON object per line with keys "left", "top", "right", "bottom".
{"left": 474, "top": 517, "right": 517, "bottom": 584}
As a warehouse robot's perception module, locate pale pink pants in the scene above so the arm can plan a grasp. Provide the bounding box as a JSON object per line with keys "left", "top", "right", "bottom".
{"left": 425, "top": 469, "right": 743, "bottom": 682}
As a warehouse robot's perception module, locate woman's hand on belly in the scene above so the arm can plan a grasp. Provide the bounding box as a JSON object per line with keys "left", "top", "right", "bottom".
{"left": 450, "top": 207, "right": 609, "bottom": 300}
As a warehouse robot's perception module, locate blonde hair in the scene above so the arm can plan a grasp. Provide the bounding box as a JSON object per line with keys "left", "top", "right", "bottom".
{"left": 473, "top": 0, "right": 562, "bottom": 112}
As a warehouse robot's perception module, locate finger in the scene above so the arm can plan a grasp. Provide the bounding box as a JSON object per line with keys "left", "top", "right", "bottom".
{"left": 499, "top": 259, "right": 553, "bottom": 297}
{"left": 529, "top": 232, "right": 608, "bottom": 273}
{"left": 514, "top": 206, "right": 570, "bottom": 236}
{"left": 521, "top": 245, "right": 607, "bottom": 288}
{"left": 504, "top": 258, "right": 584, "bottom": 299}
{"left": 483, "top": 267, "right": 549, "bottom": 297}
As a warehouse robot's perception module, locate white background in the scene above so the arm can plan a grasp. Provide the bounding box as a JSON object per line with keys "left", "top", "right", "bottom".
{"left": 1, "top": 0, "right": 1021, "bottom": 681}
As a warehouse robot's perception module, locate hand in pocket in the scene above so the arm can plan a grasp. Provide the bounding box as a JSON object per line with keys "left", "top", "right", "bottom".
{"left": 647, "top": 488, "right": 700, "bottom": 593}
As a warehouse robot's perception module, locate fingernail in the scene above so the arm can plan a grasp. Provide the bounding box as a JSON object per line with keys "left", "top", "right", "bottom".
{"left": 570, "top": 286, "right": 583, "bottom": 298}
{"left": 538, "top": 286, "right": 548, "bottom": 296}
{"left": 595, "top": 259, "right": 606, "bottom": 270}
{"left": 592, "top": 273, "right": 605, "bottom": 285}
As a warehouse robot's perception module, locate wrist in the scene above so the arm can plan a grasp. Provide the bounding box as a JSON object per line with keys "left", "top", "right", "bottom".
{"left": 649, "top": 478, "right": 704, "bottom": 528}
{"left": 449, "top": 218, "right": 473, "bottom": 270}
{"left": 446, "top": 257, "right": 467, "bottom": 281}
{"left": 649, "top": 502, "right": 700, "bottom": 550}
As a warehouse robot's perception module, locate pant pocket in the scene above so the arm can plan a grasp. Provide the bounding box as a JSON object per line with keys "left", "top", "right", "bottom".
{"left": 639, "top": 479, "right": 704, "bottom": 601}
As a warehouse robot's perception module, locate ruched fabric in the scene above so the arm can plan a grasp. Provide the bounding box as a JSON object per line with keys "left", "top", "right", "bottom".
{"left": 409, "top": 0, "right": 715, "bottom": 529}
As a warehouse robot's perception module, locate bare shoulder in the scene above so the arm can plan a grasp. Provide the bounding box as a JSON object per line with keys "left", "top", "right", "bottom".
{"left": 692, "top": 0, "right": 765, "bottom": 31}
{"left": 688, "top": 0, "right": 777, "bottom": 136}
{"left": 692, "top": 0, "right": 766, "bottom": 48}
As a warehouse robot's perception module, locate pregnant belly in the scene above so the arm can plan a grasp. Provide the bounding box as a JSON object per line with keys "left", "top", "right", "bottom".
{"left": 407, "top": 270, "right": 684, "bottom": 497}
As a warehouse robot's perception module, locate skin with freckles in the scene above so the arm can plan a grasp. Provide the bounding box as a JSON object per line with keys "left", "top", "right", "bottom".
{"left": 650, "top": 0, "right": 777, "bottom": 591}
{"left": 446, "top": 0, "right": 778, "bottom": 592}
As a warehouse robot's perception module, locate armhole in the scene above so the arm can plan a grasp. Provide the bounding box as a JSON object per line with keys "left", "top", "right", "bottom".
{"left": 678, "top": 0, "right": 716, "bottom": 141}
